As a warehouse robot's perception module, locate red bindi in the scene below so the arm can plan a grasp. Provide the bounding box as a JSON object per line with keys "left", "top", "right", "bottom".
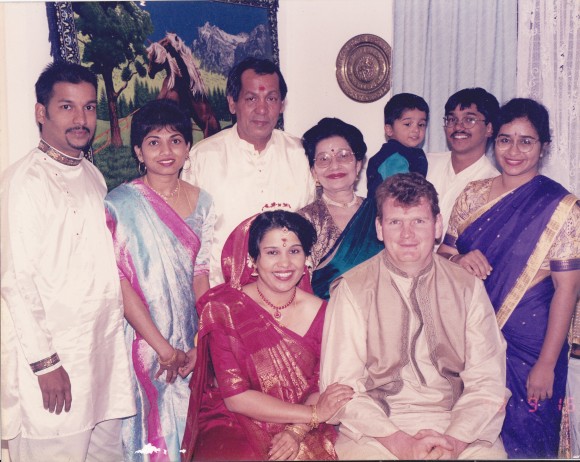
{"left": 258, "top": 85, "right": 265, "bottom": 91}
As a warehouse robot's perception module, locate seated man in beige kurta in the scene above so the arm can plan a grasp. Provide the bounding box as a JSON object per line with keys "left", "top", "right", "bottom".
{"left": 320, "top": 173, "right": 509, "bottom": 460}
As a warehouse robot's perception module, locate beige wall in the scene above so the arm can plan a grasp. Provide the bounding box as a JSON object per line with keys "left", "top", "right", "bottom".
{"left": 0, "top": 0, "right": 393, "bottom": 190}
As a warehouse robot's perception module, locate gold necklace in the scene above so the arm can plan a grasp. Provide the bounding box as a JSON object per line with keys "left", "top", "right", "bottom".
{"left": 322, "top": 192, "right": 358, "bottom": 208}
{"left": 256, "top": 284, "right": 297, "bottom": 320}
{"left": 144, "top": 176, "right": 180, "bottom": 202}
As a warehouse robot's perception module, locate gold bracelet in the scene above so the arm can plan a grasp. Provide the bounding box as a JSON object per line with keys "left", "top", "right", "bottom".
{"left": 158, "top": 348, "right": 177, "bottom": 367}
{"left": 448, "top": 253, "right": 459, "bottom": 262}
{"left": 308, "top": 404, "right": 319, "bottom": 430}
{"left": 284, "top": 425, "right": 308, "bottom": 443}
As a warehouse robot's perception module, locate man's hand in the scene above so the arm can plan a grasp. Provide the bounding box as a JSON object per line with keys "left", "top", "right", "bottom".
{"left": 416, "top": 430, "right": 468, "bottom": 460}
{"left": 377, "top": 430, "right": 452, "bottom": 459}
{"left": 37, "top": 366, "right": 72, "bottom": 414}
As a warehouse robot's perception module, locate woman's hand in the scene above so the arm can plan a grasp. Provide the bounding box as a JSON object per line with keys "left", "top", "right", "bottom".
{"left": 178, "top": 347, "right": 197, "bottom": 378}
{"left": 155, "top": 349, "right": 187, "bottom": 383}
{"left": 453, "top": 250, "right": 492, "bottom": 280}
{"left": 316, "top": 382, "right": 354, "bottom": 422}
{"left": 526, "top": 360, "right": 554, "bottom": 402}
{"left": 268, "top": 430, "right": 299, "bottom": 461}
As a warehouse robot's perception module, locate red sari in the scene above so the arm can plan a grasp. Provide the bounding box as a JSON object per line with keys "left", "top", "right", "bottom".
{"left": 181, "top": 215, "right": 337, "bottom": 461}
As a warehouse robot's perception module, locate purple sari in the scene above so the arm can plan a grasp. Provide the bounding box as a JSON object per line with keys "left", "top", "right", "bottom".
{"left": 448, "top": 175, "right": 575, "bottom": 458}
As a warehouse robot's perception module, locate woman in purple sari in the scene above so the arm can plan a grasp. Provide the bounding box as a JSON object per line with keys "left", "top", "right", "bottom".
{"left": 181, "top": 211, "right": 353, "bottom": 461}
{"left": 438, "top": 98, "right": 580, "bottom": 458}
{"left": 105, "top": 100, "right": 214, "bottom": 461}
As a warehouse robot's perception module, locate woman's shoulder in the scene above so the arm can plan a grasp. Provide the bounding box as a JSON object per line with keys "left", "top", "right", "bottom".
{"left": 298, "top": 197, "right": 325, "bottom": 217}
{"left": 463, "top": 176, "right": 496, "bottom": 196}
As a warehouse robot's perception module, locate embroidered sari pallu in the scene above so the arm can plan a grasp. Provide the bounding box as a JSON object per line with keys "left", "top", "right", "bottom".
{"left": 106, "top": 180, "right": 202, "bottom": 461}
{"left": 181, "top": 286, "right": 337, "bottom": 461}
{"left": 451, "top": 176, "right": 578, "bottom": 458}
{"left": 311, "top": 198, "right": 383, "bottom": 300}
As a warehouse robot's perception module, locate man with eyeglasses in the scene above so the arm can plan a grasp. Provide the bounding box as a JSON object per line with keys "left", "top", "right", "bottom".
{"left": 426, "top": 88, "right": 500, "bottom": 241}
{"left": 182, "top": 58, "right": 315, "bottom": 286}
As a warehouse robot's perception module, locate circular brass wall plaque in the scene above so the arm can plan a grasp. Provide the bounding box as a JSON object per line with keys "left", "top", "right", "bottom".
{"left": 336, "top": 34, "right": 392, "bottom": 103}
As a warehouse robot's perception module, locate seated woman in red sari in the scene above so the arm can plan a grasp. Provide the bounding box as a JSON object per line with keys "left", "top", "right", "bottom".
{"left": 182, "top": 211, "right": 354, "bottom": 461}
{"left": 438, "top": 98, "right": 580, "bottom": 458}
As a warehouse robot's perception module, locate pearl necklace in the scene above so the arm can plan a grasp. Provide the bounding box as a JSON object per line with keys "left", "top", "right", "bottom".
{"left": 322, "top": 192, "right": 358, "bottom": 208}
{"left": 144, "top": 176, "right": 180, "bottom": 202}
{"left": 256, "top": 284, "right": 297, "bottom": 319}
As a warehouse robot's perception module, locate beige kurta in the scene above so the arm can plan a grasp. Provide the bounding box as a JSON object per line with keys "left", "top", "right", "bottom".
{"left": 320, "top": 251, "right": 508, "bottom": 455}
{"left": 1, "top": 147, "right": 135, "bottom": 439}
{"left": 182, "top": 125, "right": 315, "bottom": 286}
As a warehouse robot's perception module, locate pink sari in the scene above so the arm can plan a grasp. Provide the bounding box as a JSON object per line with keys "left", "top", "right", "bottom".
{"left": 181, "top": 216, "right": 337, "bottom": 461}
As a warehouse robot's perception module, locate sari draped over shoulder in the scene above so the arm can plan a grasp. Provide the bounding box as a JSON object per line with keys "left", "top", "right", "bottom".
{"left": 448, "top": 175, "right": 579, "bottom": 458}
{"left": 105, "top": 179, "right": 211, "bottom": 461}
{"left": 300, "top": 198, "right": 383, "bottom": 300}
{"left": 181, "top": 215, "right": 337, "bottom": 461}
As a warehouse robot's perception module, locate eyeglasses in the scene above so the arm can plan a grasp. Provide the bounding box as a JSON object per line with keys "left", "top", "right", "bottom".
{"left": 495, "top": 136, "right": 540, "bottom": 153}
{"left": 314, "top": 149, "right": 355, "bottom": 168}
{"left": 443, "top": 116, "right": 486, "bottom": 129}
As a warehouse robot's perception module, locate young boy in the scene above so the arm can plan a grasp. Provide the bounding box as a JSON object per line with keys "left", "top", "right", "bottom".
{"left": 366, "top": 93, "right": 429, "bottom": 197}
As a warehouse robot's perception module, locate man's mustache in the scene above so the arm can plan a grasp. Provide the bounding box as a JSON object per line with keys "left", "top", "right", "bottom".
{"left": 65, "top": 126, "right": 90, "bottom": 134}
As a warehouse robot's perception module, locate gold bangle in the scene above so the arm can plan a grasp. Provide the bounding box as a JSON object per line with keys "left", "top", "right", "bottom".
{"left": 284, "top": 425, "right": 308, "bottom": 443}
{"left": 308, "top": 404, "right": 319, "bottom": 430}
{"left": 158, "top": 348, "right": 177, "bottom": 367}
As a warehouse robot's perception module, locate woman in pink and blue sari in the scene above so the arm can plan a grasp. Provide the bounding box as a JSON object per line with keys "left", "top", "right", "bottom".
{"left": 438, "top": 98, "right": 580, "bottom": 458}
{"left": 105, "top": 100, "right": 214, "bottom": 461}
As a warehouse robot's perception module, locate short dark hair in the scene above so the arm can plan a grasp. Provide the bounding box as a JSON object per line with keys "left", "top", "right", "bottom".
{"left": 301, "top": 117, "right": 367, "bottom": 167}
{"left": 375, "top": 172, "right": 440, "bottom": 219}
{"left": 497, "top": 98, "right": 551, "bottom": 144}
{"left": 384, "top": 93, "right": 429, "bottom": 126}
{"left": 130, "top": 99, "right": 193, "bottom": 164}
{"left": 248, "top": 210, "right": 317, "bottom": 260}
{"left": 444, "top": 87, "right": 500, "bottom": 129}
{"left": 35, "top": 61, "right": 98, "bottom": 107}
{"left": 226, "top": 57, "right": 288, "bottom": 102}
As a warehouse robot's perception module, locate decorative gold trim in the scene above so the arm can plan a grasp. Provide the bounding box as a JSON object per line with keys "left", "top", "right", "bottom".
{"left": 457, "top": 188, "right": 509, "bottom": 236}
{"left": 336, "top": 34, "right": 391, "bottom": 103}
{"left": 30, "top": 352, "right": 60, "bottom": 373}
{"left": 496, "top": 194, "right": 578, "bottom": 328}
{"left": 38, "top": 140, "right": 82, "bottom": 166}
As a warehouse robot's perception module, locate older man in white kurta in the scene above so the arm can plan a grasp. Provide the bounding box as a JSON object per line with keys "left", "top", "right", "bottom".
{"left": 182, "top": 58, "right": 315, "bottom": 286}
{"left": 320, "top": 173, "right": 508, "bottom": 460}
{"left": 1, "top": 62, "right": 134, "bottom": 462}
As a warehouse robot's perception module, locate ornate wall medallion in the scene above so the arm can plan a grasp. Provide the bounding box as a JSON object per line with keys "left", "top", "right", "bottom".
{"left": 336, "top": 34, "right": 392, "bottom": 103}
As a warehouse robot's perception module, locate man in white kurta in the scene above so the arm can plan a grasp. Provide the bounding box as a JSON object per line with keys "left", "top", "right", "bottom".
{"left": 182, "top": 58, "right": 315, "bottom": 286}
{"left": 427, "top": 151, "right": 498, "bottom": 237}
{"left": 1, "top": 62, "right": 134, "bottom": 462}
{"left": 427, "top": 88, "right": 500, "bottom": 239}
{"left": 321, "top": 173, "right": 508, "bottom": 460}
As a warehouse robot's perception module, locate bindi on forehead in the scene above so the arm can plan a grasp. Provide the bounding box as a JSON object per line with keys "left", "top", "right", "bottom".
{"left": 258, "top": 85, "right": 266, "bottom": 91}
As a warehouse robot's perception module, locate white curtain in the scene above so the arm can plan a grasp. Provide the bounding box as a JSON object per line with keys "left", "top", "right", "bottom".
{"left": 517, "top": 0, "right": 580, "bottom": 195}
{"left": 392, "top": 0, "right": 518, "bottom": 154}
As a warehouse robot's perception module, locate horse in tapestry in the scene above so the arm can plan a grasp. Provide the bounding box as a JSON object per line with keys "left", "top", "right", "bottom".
{"left": 147, "top": 33, "right": 221, "bottom": 138}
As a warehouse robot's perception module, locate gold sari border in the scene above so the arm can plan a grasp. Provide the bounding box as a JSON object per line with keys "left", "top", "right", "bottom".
{"left": 496, "top": 194, "right": 579, "bottom": 328}
{"left": 457, "top": 187, "right": 509, "bottom": 236}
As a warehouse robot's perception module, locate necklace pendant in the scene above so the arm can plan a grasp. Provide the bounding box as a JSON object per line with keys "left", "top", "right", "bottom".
{"left": 274, "top": 309, "right": 282, "bottom": 319}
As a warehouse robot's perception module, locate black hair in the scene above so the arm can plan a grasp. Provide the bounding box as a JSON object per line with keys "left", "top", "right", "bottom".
{"left": 35, "top": 61, "right": 98, "bottom": 107}
{"left": 384, "top": 93, "right": 430, "bottom": 126}
{"left": 301, "top": 117, "right": 367, "bottom": 168}
{"left": 376, "top": 172, "right": 440, "bottom": 219}
{"left": 444, "top": 87, "right": 500, "bottom": 129}
{"left": 497, "top": 98, "right": 551, "bottom": 144}
{"left": 130, "top": 99, "right": 193, "bottom": 164}
{"left": 226, "top": 57, "right": 288, "bottom": 102}
{"left": 248, "top": 211, "right": 317, "bottom": 259}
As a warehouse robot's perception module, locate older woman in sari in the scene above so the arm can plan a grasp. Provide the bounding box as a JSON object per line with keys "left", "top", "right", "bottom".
{"left": 181, "top": 211, "right": 353, "bottom": 461}
{"left": 438, "top": 98, "right": 580, "bottom": 458}
{"left": 105, "top": 100, "right": 215, "bottom": 461}
{"left": 298, "top": 118, "right": 383, "bottom": 299}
